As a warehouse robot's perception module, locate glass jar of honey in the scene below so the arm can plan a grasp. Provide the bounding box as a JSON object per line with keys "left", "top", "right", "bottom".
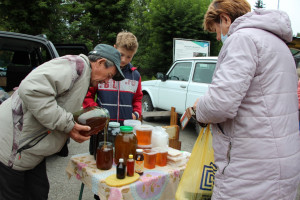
{"left": 114, "top": 126, "right": 137, "bottom": 165}
{"left": 73, "top": 106, "right": 110, "bottom": 136}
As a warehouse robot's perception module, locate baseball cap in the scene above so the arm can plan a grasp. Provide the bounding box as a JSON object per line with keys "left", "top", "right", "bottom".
{"left": 89, "top": 44, "right": 125, "bottom": 81}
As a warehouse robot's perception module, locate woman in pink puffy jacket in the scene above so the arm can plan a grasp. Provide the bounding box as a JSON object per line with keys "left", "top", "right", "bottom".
{"left": 194, "top": 0, "right": 300, "bottom": 199}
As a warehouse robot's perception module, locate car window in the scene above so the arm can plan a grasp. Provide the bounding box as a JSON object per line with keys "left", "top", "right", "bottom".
{"left": 193, "top": 62, "right": 216, "bottom": 83}
{"left": 0, "top": 45, "right": 52, "bottom": 91}
{"left": 0, "top": 50, "right": 13, "bottom": 90}
{"left": 167, "top": 62, "right": 192, "bottom": 81}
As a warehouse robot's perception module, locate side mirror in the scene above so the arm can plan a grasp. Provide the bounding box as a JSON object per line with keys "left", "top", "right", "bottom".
{"left": 156, "top": 72, "right": 164, "bottom": 80}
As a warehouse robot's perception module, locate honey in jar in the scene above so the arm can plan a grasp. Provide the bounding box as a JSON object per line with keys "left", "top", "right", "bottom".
{"left": 73, "top": 106, "right": 110, "bottom": 136}
{"left": 114, "top": 126, "right": 137, "bottom": 165}
{"left": 96, "top": 141, "right": 113, "bottom": 170}
{"left": 135, "top": 125, "right": 153, "bottom": 147}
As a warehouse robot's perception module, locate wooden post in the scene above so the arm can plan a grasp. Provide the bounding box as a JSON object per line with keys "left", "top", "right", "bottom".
{"left": 170, "top": 107, "right": 178, "bottom": 126}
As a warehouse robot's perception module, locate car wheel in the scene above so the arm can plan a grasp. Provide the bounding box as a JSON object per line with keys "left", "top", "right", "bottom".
{"left": 142, "top": 94, "right": 154, "bottom": 121}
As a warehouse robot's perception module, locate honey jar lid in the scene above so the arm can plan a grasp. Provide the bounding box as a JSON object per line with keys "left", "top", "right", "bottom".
{"left": 120, "top": 126, "right": 133, "bottom": 132}
{"left": 109, "top": 122, "right": 120, "bottom": 128}
{"left": 136, "top": 149, "right": 143, "bottom": 153}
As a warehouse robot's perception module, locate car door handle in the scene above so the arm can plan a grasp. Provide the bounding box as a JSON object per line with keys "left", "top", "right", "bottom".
{"left": 180, "top": 85, "right": 187, "bottom": 88}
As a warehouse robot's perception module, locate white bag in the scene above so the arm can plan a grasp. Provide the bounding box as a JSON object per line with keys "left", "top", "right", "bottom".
{"left": 151, "top": 126, "right": 169, "bottom": 148}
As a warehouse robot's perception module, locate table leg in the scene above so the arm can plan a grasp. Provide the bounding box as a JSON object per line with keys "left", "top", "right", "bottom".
{"left": 78, "top": 183, "right": 85, "bottom": 200}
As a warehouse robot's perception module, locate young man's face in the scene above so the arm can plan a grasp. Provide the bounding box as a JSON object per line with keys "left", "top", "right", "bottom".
{"left": 116, "top": 47, "right": 135, "bottom": 68}
{"left": 90, "top": 58, "right": 117, "bottom": 87}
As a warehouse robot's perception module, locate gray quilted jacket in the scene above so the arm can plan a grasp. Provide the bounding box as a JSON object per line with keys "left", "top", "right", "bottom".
{"left": 0, "top": 54, "right": 91, "bottom": 170}
{"left": 196, "top": 9, "right": 300, "bottom": 200}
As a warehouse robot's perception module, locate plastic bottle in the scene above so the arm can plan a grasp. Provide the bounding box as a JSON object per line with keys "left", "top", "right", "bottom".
{"left": 135, "top": 149, "right": 144, "bottom": 176}
{"left": 117, "top": 158, "right": 126, "bottom": 179}
{"left": 127, "top": 154, "right": 135, "bottom": 177}
{"left": 114, "top": 126, "right": 137, "bottom": 165}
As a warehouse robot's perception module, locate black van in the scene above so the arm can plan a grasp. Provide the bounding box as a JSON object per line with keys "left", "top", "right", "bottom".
{"left": 0, "top": 31, "right": 88, "bottom": 92}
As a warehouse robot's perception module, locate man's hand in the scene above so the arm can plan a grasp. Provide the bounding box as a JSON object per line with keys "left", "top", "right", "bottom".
{"left": 68, "top": 123, "right": 91, "bottom": 143}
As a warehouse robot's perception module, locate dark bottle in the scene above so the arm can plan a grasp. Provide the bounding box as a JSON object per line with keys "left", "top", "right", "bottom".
{"left": 135, "top": 149, "right": 144, "bottom": 176}
{"left": 90, "top": 130, "right": 104, "bottom": 159}
{"left": 114, "top": 126, "right": 137, "bottom": 165}
{"left": 127, "top": 154, "right": 135, "bottom": 177}
{"left": 116, "top": 158, "right": 126, "bottom": 179}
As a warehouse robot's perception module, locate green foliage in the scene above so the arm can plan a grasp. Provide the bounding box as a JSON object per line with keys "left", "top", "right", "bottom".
{"left": 141, "top": 75, "right": 156, "bottom": 81}
{"left": 128, "top": 0, "right": 151, "bottom": 74}
{"left": 254, "top": 0, "right": 265, "bottom": 9}
{"left": 136, "top": 0, "right": 219, "bottom": 77}
{"left": 0, "top": 0, "right": 220, "bottom": 77}
{"left": 86, "top": 0, "right": 133, "bottom": 46}
{"left": 0, "top": 0, "right": 62, "bottom": 35}
{"left": 0, "top": 0, "right": 132, "bottom": 50}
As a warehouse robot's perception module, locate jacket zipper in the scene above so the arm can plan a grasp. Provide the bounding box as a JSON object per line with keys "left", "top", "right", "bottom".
{"left": 17, "top": 132, "right": 48, "bottom": 159}
{"left": 117, "top": 81, "right": 120, "bottom": 122}
{"left": 222, "top": 141, "right": 232, "bottom": 174}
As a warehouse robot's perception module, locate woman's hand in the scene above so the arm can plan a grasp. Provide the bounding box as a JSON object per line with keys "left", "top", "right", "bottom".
{"left": 193, "top": 98, "right": 200, "bottom": 111}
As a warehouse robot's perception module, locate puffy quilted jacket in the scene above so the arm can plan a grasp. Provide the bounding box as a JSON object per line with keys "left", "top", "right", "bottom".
{"left": 0, "top": 55, "right": 91, "bottom": 170}
{"left": 196, "top": 10, "right": 300, "bottom": 200}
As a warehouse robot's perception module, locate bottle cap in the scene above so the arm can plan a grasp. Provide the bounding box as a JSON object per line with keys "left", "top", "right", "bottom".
{"left": 120, "top": 126, "right": 133, "bottom": 132}
{"left": 119, "top": 158, "right": 124, "bottom": 162}
{"left": 129, "top": 154, "right": 133, "bottom": 159}
{"left": 136, "top": 149, "right": 143, "bottom": 153}
{"left": 109, "top": 122, "right": 120, "bottom": 128}
{"left": 135, "top": 124, "right": 153, "bottom": 131}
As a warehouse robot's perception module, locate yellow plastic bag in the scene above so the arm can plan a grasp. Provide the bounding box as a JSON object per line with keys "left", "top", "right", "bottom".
{"left": 175, "top": 124, "right": 217, "bottom": 200}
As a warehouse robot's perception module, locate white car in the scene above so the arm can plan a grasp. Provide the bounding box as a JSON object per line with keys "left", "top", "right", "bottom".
{"left": 141, "top": 57, "right": 218, "bottom": 130}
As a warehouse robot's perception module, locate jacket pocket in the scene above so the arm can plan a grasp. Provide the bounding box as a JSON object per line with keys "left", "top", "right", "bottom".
{"left": 17, "top": 132, "right": 48, "bottom": 159}
{"left": 213, "top": 124, "right": 232, "bottom": 175}
{"left": 222, "top": 140, "right": 231, "bottom": 175}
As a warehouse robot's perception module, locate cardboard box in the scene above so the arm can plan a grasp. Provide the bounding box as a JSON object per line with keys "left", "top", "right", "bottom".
{"left": 180, "top": 107, "right": 196, "bottom": 130}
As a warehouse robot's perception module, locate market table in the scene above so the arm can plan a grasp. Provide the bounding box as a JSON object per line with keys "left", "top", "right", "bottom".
{"left": 66, "top": 152, "right": 188, "bottom": 200}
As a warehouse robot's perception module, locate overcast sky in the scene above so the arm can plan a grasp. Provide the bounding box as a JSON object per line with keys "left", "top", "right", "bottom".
{"left": 246, "top": 0, "right": 300, "bottom": 36}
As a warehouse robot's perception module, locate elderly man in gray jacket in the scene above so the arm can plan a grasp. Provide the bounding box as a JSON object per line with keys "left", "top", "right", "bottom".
{"left": 0, "top": 44, "right": 125, "bottom": 200}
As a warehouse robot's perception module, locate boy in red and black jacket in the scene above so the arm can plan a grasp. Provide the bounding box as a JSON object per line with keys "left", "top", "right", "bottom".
{"left": 83, "top": 31, "right": 142, "bottom": 123}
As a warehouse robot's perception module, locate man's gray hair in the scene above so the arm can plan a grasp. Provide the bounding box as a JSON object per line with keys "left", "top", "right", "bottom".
{"left": 88, "top": 55, "right": 115, "bottom": 68}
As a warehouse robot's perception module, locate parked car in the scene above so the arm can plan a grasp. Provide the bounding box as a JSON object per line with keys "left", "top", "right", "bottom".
{"left": 0, "top": 31, "right": 88, "bottom": 93}
{"left": 141, "top": 57, "right": 218, "bottom": 131}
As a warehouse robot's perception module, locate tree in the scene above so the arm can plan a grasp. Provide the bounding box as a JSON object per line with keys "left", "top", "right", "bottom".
{"left": 254, "top": 0, "right": 265, "bottom": 9}
{"left": 138, "top": 0, "right": 218, "bottom": 76}
{"left": 48, "top": 0, "right": 133, "bottom": 49}
{"left": 0, "top": 0, "right": 62, "bottom": 35}
{"left": 128, "top": 0, "right": 151, "bottom": 76}
{"left": 86, "top": 0, "right": 133, "bottom": 46}
{"left": 0, "top": 0, "right": 133, "bottom": 50}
